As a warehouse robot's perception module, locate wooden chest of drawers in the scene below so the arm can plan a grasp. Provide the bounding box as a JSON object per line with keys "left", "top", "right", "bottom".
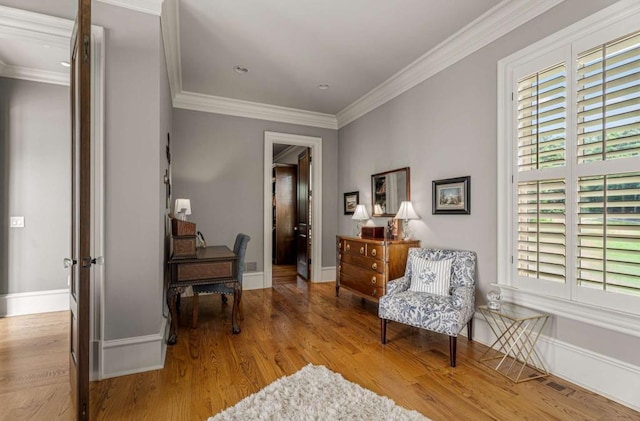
{"left": 336, "top": 236, "right": 420, "bottom": 301}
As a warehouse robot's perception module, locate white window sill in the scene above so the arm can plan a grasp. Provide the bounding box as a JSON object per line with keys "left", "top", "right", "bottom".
{"left": 495, "top": 284, "right": 640, "bottom": 339}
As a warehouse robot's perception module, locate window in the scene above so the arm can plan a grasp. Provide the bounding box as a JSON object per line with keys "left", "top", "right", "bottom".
{"left": 498, "top": 3, "right": 640, "bottom": 325}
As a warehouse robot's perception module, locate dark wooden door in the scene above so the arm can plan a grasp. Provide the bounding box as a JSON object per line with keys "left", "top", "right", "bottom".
{"left": 68, "top": 0, "right": 91, "bottom": 419}
{"left": 273, "top": 165, "right": 297, "bottom": 264}
{"left": 296, "top": 148, "right": 311, "bottom": 279}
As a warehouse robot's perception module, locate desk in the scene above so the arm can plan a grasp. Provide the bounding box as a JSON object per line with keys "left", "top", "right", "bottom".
{"left": 167, "top": 245, "right": 239, "bottom": 345}
{"left": 479, "top": 303, "right": 550, "bottom": 383}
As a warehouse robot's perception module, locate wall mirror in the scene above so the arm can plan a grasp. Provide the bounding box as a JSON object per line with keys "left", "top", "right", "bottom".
{"left": 371, "top": 167, "right": 410, "bottom": 217}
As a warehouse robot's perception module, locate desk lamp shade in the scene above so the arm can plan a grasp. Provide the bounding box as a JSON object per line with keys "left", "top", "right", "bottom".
{"left": 351, "top": 204, "right": 369, "bottom": 237}
{"left": 175, "top": 198, "right": 192, "bottom": 221}
{"left": 394, "top": 201, "right": 419, "bottom": 240}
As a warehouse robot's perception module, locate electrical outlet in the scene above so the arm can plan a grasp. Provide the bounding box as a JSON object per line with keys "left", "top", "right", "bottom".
{"left": 10, "top": 216, "right": 24, "bottom": 228}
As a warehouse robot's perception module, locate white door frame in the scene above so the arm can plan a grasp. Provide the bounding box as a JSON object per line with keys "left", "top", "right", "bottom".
{"left": 264, "top": 131, "right": 322, "bottom": 287}
{"left": 0, "top": 6, "right": 105, "bottom": 380}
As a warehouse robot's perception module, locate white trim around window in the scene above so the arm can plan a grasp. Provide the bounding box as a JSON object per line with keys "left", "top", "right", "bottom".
{"left": 497, "top": 0, "right": 640, "bottom": 338}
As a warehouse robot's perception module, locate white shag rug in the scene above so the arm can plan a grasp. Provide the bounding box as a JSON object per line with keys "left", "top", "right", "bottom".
{"left": 208, "top": 364, "right": 430, "bottom": 421}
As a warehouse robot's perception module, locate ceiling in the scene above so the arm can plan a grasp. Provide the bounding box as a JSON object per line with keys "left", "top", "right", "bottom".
{"left": 0, "top": 0, "right": 563, "bottom": 128}
{"left": 177, "top": 0, "right": 501, "bottom": 116}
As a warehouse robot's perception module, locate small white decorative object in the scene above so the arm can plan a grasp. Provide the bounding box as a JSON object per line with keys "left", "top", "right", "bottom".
{"left": 487, "top": 288, "right": 502, "bottom": 310}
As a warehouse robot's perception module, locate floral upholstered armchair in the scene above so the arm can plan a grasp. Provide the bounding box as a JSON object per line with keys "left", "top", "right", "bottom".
{"left": 378, "top": 248, "right": 477, "bottom": 367}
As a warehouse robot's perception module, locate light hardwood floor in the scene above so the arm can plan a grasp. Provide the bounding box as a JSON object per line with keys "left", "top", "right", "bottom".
{"left": 1, "top": 281, "right": 638, "bottom": 420}
{"left": 272, "top": 264, "right": 298, "bottom": 285}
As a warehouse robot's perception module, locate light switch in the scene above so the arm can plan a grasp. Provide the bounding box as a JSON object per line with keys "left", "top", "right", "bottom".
{"left": 10, "top": 216, "right": 24, "bottom": 228}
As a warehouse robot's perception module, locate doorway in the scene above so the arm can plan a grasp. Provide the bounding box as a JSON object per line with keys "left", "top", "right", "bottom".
{"left": 272, "top": 146, "right": 299, "bottom": 284}
{"left": 263, "top": 132, "right": 322, "bottom": 289}
{"left": 0, "top": 6, "right": 105, "bottom": 381}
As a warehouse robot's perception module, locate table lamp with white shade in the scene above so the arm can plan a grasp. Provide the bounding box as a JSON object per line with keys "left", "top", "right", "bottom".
{"left": 351, "top": 204, "right": 370, "bottom": 238}
{"left": 394, "top": 201, "right": 420, "bottom": 240}
{"left": 174, "top": 198, "right": 192, "bottom": 221}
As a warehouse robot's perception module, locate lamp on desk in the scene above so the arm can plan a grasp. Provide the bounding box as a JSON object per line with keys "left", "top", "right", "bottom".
{"left": 352, "top": 204, "right": 370, "bottom": 238}
{"left": 174, "top": 198, "right": 192, "bottom": 221}
{"left": 394, "top": 201, "right": 419, "bottom": 240}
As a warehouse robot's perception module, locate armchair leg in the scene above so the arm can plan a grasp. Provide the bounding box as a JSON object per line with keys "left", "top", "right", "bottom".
{"left": 449, "top": 336, "right": 457, "bottom": 367}
{"left": 467, "top": 318, "right": 473, "bottom": 341}
{"left": 192, "top": 293, "right": 199, "bottom": 329}
{"left": 381, "top": 319, "right": 387, "bottom": 344}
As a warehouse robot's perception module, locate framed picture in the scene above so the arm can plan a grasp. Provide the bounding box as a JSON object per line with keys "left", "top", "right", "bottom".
{"left": 344, "top": 191, "right": 359, "bottom": 215}
{"left": 432, "top": 176, "right": 470, "bottom": 215}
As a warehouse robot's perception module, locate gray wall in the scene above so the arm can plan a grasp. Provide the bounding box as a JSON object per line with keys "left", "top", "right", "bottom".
{"left": 0, "top": 77, "right": 70, "bottom": 295}
{"left": 159, "top": 23, "right": 173, "bottom": 317}
{"left": 171, "top": 110, "right": 338, "bottom": 271}
{"left": 337, "top": 0, "right": 640, "bottom": 366}
{"left": 93, "top": 3, "right": 165, "bottom": 340}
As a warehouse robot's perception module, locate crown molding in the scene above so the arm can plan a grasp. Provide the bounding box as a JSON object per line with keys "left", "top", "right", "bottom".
{"left": 336, "top": 0, "right": 565, "bottom": 128}
{"left": 0, "top": 5, "right": 71, "bottom": 86}
{"left": 96, "top": 0, "right": 163, "bottom": 16}
{"left": 0, "top": 64, "right": 69, "bottom": 86}
{"left": 0, "top": 5, "right": 72, "bottom": 48}
{"left": 174, "top": 91, "right": 338, "bottom": 130}
{"left": 160, "top": 0, "right": 181, "bottom": 100}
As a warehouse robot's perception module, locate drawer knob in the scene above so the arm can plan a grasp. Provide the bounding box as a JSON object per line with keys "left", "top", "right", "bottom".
{"left": 371, "top": 277, "right": 377, "bottom": 284}
{"left": 371, "top": 263, "right": 377, "bottom": 270}
{"left": 359, "top": 246, "right": 365, "bottom": 254}
{"left": 371, "top": 290, "right": 377, "bottom": 297}
{"left": 371, "top": 249, "right": 377, "bottom": 257}
{"left": 346, "top": 244, "right": 351, "bottom": 251}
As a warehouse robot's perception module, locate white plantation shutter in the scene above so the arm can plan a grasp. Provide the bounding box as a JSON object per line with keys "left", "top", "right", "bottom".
{"left": 577, "top": 31, "right": 640, "bottom": 163}
{"left": 517, "top": 63, "right": 567, "bottom": 171}
{"left": 577, "top": 172, "right": 640, "bottom": 297}
{"left": 575, "top": 31, "right": 640, "bottom": 299}
{"left": 517, "top": 180, "right": 566, "bottom": 283}
{"left": 516, "top": 63, "right": 567, "bottom": 285}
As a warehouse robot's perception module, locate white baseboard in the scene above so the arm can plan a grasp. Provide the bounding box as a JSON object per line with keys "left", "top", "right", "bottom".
{"left": 243, "top": 272, "right": 265, "bottom": 290}
{"left": 0, "top": 289, "right": 69, "bottom": 316}
{"left": 316, "top": 266, "right": 336, "bottom": 283}
{"left": 472, "top": 314, "right": 640, "bottom": 412}
{"left": 100, "top": 317, "right": 167, "bottom": 379}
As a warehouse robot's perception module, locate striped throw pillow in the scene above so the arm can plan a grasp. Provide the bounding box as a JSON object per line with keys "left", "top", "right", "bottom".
{"left": 408, "top": 257, "right": 453, "bottom": 296}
